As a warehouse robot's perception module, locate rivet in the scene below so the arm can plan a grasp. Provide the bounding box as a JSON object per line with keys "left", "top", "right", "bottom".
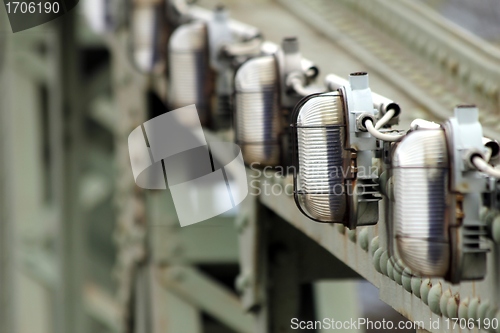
{"left": 458, "top": 297, "right": 469, "bottom": 320}
{"left": 487, "top": 306, "right": 498, "bottom": 329}
{"left": 411, "top": 276, "right": 422, "bottom": 298}
{"left": 440, "top": 288, "right": 452, "bottom": 318}
{"left": 420, "top": 279, "right": 432, "bottom": 305}
{"left": 478, "top": 300, "right": 491, "bottom": 321}
{"left": 380, "top": 251, "right": 389, "bottom": 276}
{"left": 369, "top": 236, "right": 379, "bottom": 257}
{"left": 393, "top": 260, "right": 404, "bottom": 285}
{"left": 402, "top": 268, "right": 412, "bottom": 292}
{"left": 387, "top": 258, "right": 395, "bottom": 281}
{"left": 468, "top": 297, "right": 480, "bottom": 320}
{"left": 428, "top": 282, "right": 443, "bottom": 315}
{"left": 347, "top": 229, "right": 357, "bottom": 242}
{"left": 373, "top": 248, "right": 384, "bottom": 273}
{"left": 235, "top": 274, "right": 250, "bottom": 293}
{"left": 359, "top": 228, "right": 369, "bottom": 251}
{"left": 447, "top": 293, "right": 459, "bottom": 319}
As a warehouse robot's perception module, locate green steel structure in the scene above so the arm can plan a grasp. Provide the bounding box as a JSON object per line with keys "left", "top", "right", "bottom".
{"left": 1, "top": 1, "right": 500, "bottom": 333}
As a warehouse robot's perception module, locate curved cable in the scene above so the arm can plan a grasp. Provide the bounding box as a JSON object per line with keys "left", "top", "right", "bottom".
{"left": 365, "top": 119, "right": 404, "bottom": 142}
{"left": 375, "top": 109, "right": 396, "bottom": 130}
{"left": 290, "top": 77, "right": 325, "bottom": 97}
{"left": 484, "top": 147, "right": 492, "bottom": 163}
{"left": 472, "top": 156, "right": 500, "bottom": 178}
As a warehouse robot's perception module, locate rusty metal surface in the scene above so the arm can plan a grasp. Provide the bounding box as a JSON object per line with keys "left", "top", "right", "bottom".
{"left": 255, "top": 172, "right": 500, "bottom": 333}
{"left": 3, "top": 1, "right": 500, "bottom": 332}
{"left": 108, "top": 32, "right": 150, "bottom": 328}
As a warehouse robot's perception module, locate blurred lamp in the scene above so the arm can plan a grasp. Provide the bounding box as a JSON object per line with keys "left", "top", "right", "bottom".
{"left": 130, "top": 0, "right": 169, "bottom": 73}
{"left": 235, "top": 37, "right": 319, "bottom": 167}
{"left": 169, "top": 6, "right": 262, "bottom": 128}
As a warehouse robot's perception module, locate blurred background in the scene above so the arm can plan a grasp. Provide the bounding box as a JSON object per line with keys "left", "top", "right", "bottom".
{"left": 1, "top": 0, "right": 499, "bottom": 333}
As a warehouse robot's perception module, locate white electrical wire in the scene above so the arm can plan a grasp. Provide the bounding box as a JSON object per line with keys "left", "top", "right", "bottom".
{"left": 374, "top": 109, "right": 396, "bottom": 130}
{"left": 364, "top": 110, "right": 405, "bottom": 142}
{"left": 365, "top": 120, "right": 404, "bottom": 142}
{"left": 472, "top": 156, "right": 500, "bottom": 178}
{"left": 291, "top": 78, "right": 322, "bottom": 96}
{"left": 409, "top": 118, "right": 441, "bottom": 131}
{"left": 484, "top": 147, "right": 492, "bottom": 163}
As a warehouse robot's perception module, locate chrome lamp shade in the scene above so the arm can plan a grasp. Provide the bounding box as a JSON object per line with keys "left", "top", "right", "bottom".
{"left": 393, "top": 129, "right": 450, "bottom": 277}
{"left": 234, "top": 55, "right": 281, "bottom": 167}
{"left": 296, "top": 92, "right": 346, "bottom": 222}
{"left": 169, "top": 21, "right": 212, "bottom": 126}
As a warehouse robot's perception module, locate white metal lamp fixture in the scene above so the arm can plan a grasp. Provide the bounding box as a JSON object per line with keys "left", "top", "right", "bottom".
{"left": 168, "top": 6, "right": 262, "bottom": 127}
{"left": 234, "top": 37, "right": 319, "bottom": 167}
{"left": 393, "top": 105, "right": 496, "bottom": 283}
{"left": 292, "top": 72, "right": 401, "bottom": 228}
{"left": 130, "top": 0, "right": 169, "bottom": 74}
{"left": 168, "top": 20, "right": 212, "bottom": 126}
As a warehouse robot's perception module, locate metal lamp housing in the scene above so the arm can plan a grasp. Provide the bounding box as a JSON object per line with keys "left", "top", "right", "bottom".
{"left": 130, "top": 0, "right": 168, "bottom": 74}
{"left": 393, "top": 106, "right": 489, "bottom": 283}
{"left": 83, "top": 0, "right": 118, "bottom": 34}
{"left": 234, "top": 38, "right": 319, "bottom": 167}
{"left": 296, "top": 92, "right": 347, "bottom": 222}
{"left": 393, "top": 129, "right": 451, "bottom": 276}
{"left": 292, "top": 72, "right": 382, "bottom": 229}
{"left": 169, "top": 20, "right": 212, "bottom": 126}
{"left": 234, "top": 55, "right": 281, "bottom": 166}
